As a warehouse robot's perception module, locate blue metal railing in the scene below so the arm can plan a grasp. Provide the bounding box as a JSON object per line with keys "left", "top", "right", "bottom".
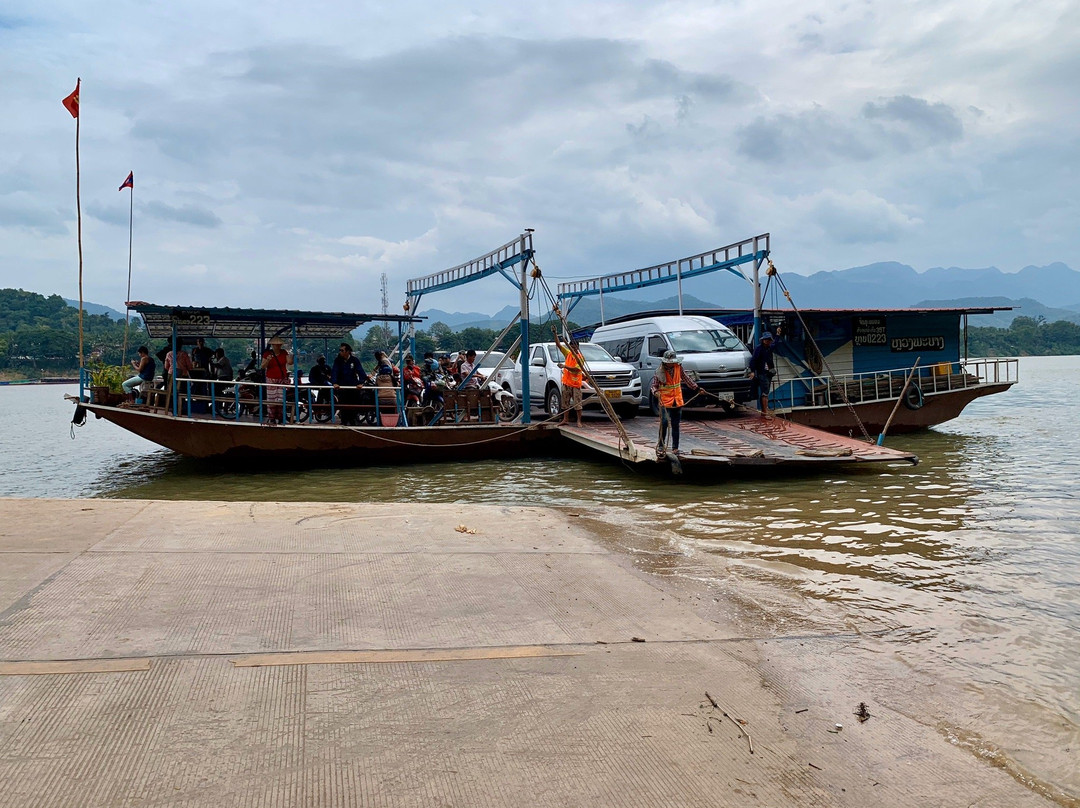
{"left": 113, "top": 375, "right": 506, "bottom": 427}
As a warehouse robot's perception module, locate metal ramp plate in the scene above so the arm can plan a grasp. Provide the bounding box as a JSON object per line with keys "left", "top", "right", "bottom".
{"left": 558, "top": 412, "right": 917, "bottom": 469}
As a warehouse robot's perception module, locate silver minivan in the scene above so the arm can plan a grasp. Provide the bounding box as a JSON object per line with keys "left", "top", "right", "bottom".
{"left": 591, "top": 315, "right": 752, "bottom": 414}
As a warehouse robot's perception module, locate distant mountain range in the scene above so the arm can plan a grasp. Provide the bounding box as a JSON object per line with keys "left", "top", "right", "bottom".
{"left": 416, "top": 262, "right": 1080, "bottom": 329}
{"left": 62, "top": 299, "right": 127, "bottom": 321}
{"left": 58, "top": 261, "right": 1080, "bottom": 332}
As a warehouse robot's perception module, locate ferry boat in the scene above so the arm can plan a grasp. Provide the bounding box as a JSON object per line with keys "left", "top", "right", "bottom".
{"left": 67, "top": 233, "right": 918, "bottom": 471}
{"left": 558, "top": 234, "right": 1018, "bottom": 437}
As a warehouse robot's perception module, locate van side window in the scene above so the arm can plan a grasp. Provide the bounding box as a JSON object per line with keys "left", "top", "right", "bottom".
{"left": 648, "top": 335, "right": 667, "bottom": 357}
{"left": 627, "top": 337, "right": 643, "bottom": 361}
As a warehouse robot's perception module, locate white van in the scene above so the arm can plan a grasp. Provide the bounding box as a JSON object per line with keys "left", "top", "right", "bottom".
{"left": 591, "top": 315, "right": 752, "bottom": 414}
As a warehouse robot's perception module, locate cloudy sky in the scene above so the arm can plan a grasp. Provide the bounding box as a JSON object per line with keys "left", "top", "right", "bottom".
{"left": 2, "top": 0, "right": 1076, "bottom": 317}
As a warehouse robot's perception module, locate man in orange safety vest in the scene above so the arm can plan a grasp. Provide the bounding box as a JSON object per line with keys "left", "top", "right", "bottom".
{"left": 650, "top": 349, "right": 700, "bottom": 456}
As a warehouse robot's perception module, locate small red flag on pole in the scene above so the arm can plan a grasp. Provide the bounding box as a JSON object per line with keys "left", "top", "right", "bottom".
{"left": 62, "top": 80, "right": 80, "bottom": 118}
{"left": 119, "top": 171, "right": 134, "bottom": 191}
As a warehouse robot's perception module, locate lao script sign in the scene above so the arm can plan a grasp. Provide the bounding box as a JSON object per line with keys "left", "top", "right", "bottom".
{"left": 853, "top": 317, "right": 887, "bottom": 346}
{"left": 891, "top": 336, "right": 945, "bottom": 352}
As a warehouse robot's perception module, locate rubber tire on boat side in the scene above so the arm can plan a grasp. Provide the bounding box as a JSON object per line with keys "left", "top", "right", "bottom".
{"left": 903, "top": 382, "right": 924, "bottom": 410}
{"left": 545, "top": 385, "right": 562, "bottom": 416}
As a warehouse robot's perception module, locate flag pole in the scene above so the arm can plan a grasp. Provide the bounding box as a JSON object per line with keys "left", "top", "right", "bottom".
{"left": 122, "top": 174, "right": 133, "bottom": 359}
{"left": 75, "top": 79, "right": 84, "bottom": 368}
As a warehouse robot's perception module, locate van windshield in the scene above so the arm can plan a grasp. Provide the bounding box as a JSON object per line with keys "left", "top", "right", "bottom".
{"left": 667, "top": 330, "right": 744, "bottom": 353}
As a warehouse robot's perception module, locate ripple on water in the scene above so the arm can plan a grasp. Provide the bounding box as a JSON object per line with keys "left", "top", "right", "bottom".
{"left": 3, "top": 360, "right": 1080, "bottom": 798}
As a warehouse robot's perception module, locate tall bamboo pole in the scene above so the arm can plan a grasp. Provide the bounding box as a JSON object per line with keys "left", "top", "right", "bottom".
{"left": 75, "top": 80, "right": 84, "bottom": 368}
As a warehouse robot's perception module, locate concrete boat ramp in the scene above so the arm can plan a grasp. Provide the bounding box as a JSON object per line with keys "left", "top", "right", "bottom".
{"left": 0, "top": 498, "right": 1047, "bottom": 807}
{"left": 559, "top": 411, "right": 917, "bottom": 470}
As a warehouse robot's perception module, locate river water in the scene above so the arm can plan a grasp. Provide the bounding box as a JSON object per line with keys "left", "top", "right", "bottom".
{"left": 2, "top": 356, "right": 1078, "bottom": 802}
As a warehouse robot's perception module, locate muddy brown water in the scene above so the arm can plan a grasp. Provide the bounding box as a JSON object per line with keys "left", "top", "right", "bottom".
{"left": 2, "top": 355, "right": 1078, "bottom": 802}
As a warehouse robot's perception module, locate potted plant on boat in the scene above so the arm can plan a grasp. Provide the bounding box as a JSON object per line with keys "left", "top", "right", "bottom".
{"left": 87, "top": 363, "right": 127, "bottom": 405}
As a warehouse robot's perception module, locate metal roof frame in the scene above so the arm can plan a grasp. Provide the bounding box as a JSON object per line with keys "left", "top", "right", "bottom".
{"left": 556, "top": 234, "right": 769, "bottom": 319}
{"left": 127, "top": 302, "right": 423, "bottom": 340}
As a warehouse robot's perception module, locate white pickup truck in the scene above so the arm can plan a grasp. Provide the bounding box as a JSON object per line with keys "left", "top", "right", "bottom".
{"left": 492, "top": 342, "right": 641, "bottom": 418}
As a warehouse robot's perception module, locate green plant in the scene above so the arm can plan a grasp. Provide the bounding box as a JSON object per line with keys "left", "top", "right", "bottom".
{"left": 87, "top": 362, "right": 127, "bottom": 393}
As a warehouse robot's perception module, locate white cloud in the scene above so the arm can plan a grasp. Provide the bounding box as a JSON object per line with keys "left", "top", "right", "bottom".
{"left": 0, "top": 0, "right": 1076, "bottom": 314}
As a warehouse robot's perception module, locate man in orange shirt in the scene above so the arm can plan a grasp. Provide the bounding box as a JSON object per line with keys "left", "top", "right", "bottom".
{"left": 552, "top": 330, "right": 585, "bottom": 427}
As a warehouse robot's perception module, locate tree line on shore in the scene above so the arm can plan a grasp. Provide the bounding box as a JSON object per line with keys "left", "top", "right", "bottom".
{"left": 0, "top": 288, "right": 576, "bottom": 378}
{"left": 966, "top": 316, "right": 1080, "bottom": 356}
{"left": 6, "top": 288, "right": 1076, "bottom": 378}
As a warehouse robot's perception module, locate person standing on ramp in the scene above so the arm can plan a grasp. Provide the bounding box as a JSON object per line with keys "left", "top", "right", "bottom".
{"left": 651, "top": 350, "right": 700, "bottom": 457}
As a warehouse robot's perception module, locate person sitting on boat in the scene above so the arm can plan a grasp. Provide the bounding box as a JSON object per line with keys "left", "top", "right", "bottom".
{"left": 240, "top": 350, "right": 259, "bottom": 379}
{"left": 458, "top": 350, "right": 482, "bottom": 389}
{"left": 403, "top": 355, "right": 424, "bottom": 406}
{"left": 332, "top": 343, "right": 367, "bottom": 426}
{"left": 552, "top": 330, "right": 585, "bottom": 427}
{"left": 122, "top": 346, "right": 156, "bottom": 403}
{"left": 748, "top": 332, "right": 776, "bottom": 417}
{"left": 651, "top": 350, "right": 699, "bottom": 456}
{"left": 373, "top": 350, "right": 399, "bottom": 381}
{"left": 212, "top": 348, "right": 233, "bottom": 381}
{"left": 421, "top": 352, "right": 438, "bottom": 379}
{"left": 260, "top": 336, "right": 293, "bottom": 424}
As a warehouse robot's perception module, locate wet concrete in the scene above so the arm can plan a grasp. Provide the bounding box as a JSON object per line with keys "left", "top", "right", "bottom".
{"left": 0, "top": 498, "right": 1055, "bottom": 807}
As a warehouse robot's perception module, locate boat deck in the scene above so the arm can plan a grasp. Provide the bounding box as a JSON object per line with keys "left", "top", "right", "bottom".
{"left": 559, "top": 411, "right": 918, "bottom": 469}
{"left": 80, "top": 401, "right": 917, "bottom": 468}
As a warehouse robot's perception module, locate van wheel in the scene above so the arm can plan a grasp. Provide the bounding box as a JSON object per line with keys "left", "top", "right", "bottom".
{"left": 649, "top": 392, "right": 661, "bottom": 417}
{"left": 545, "top": 386, "right": 562, "bottom": 415}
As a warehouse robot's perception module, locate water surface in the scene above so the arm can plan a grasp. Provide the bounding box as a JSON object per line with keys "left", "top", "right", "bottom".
{"left": 2, "top": 357, "right": 1078, "bottom": 799}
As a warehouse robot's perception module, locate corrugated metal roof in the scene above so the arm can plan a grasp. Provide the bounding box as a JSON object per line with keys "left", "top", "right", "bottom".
{"left": 127, "top": 302, "right": 423, "bottom": 340}
{"left": 584, "top": 305, "right": 1013, "bottom": 330}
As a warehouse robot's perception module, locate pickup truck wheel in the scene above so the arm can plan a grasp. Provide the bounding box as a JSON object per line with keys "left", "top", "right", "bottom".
{"left": 545, "top": 386, "right": 562, "bottom": 415}
{"left": 719, "top": 399, "right": 735, "bottom": 414}
{"left": 616, "top": 404, "right": 637, "bottom": 420}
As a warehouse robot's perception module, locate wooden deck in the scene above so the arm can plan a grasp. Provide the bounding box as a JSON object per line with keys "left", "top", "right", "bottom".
{"left": 558, "top": 411, "right": 918, "bottom": 470}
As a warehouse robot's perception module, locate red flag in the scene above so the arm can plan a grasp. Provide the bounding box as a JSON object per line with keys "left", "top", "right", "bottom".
{"left": 119, "top": 171, "right": 133, "bottom": 191}
{"left": 62, "top": 80, "right": 80, "bottom": 118}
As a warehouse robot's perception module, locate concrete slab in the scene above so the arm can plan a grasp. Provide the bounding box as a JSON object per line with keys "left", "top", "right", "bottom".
{"left": 0, "top": 499, "right": 1054, "bottom": 807}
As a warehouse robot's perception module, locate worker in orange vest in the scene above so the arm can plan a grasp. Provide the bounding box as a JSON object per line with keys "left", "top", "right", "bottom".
{"left": 650, "top": 349, "right": 700, "bottom": 456}
{"left": 552, "top": 329, "right": 585, "bottom": 427}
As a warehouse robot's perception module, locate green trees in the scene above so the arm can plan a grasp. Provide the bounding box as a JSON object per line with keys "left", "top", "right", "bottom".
{"left": 0, "top": 286, "right": 589, "bottom": 377}
{"left": 967, "top": 316, "right": 1080, "bottom": 356}
{"left": 0, "top": 289, "right": 146, "bottom": 375}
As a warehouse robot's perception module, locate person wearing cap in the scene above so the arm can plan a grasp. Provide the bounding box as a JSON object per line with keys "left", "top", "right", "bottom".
{"left": 260, "top": 336, "right": 293, "bottom": 423}
{"left": 749, "top": 332, "right": 776, "bottom": 416}
{"left": 650, "top": 349, "right": 699, "bottom": 456}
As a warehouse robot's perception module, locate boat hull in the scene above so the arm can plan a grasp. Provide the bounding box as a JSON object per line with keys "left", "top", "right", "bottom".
{"left": 781, "top": 383, "right": 1013, "bottom": 435}
{"left": 85, "top": 405, "right": 560, "bottom": 462}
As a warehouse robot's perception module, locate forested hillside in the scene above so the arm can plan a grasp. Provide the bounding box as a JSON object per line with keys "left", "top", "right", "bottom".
{"left": 0, "top": 288, "right": 576, "bottom": 378}
{"left": 0, "top": 289, "right": 143, "bottom": 375}
{"left": 967, "top": 316, "right": 1080, "bottom": 356}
